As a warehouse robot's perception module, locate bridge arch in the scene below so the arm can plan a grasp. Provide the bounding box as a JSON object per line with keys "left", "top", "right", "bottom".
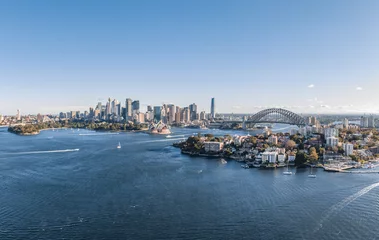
{"left": 246, "top": 108, "right": 306, "bottom": 127}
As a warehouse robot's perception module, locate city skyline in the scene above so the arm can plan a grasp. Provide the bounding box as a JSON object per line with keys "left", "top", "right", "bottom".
{"left": 1, "top": 0, "right": 379, "bottom": 115}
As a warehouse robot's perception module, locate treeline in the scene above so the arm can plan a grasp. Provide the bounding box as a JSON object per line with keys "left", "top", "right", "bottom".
{"left": 8, "top": 121, "right": 149, "bottom": 135}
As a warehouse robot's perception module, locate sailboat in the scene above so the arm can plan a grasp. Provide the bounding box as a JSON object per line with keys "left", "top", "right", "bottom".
{"left": 283, "top": 161, "right": 292, "bottom": 175}
{"left": 308, "top": 165, "right": 316, "bottom": 178}
{"left": 117, "top": 142, "right": 121, "bottom": 149}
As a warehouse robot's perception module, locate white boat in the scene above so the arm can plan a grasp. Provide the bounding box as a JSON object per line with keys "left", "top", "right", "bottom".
{"left": 220, "top": 159, "right": 227, "bottom": 164}
{"left": 308, "top": 166, "right": 316, "bottom": 178}
{"left": 283, "top": 161, "right": 293, "bottom": 175}
{"left": 117, "top": 142, "right": 121, "bottom": 149}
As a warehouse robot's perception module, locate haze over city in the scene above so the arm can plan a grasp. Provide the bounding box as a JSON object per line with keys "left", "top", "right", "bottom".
{"left": 1, "top": 0, "right": 379, "bottom": 115}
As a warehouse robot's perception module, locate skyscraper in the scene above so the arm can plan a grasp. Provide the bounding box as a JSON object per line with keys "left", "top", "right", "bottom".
{"left": 189, "top": 103, "right": 197, "bottom": 121}
{"left": 168, "top": 104, "right": 176, "bottom": 124}
{"left": 125, "top": 98, "right": 132, "bottom": 120}
{"left": 132, "top": 100, "right": 140, "bottom": 113}
{"left": 153, "top": 106, "right": 162, "bottom": 122}
{"left": 147, "top": 105, "right": 153, "bottom": 112}
{"left": 210, "top": 98, "right": 215, "bottom": 119}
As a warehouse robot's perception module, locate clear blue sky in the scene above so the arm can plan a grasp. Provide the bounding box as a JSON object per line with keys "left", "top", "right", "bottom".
{"left": 1, "top": 0, "right": 379, "bottom": 115}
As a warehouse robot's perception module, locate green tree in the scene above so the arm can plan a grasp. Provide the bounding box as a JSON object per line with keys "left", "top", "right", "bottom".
{"left": 308, "top": 147, "right": 319, "bottom": 163}
{"left": 295, "top": 152, "right": 307, "bottom": 166}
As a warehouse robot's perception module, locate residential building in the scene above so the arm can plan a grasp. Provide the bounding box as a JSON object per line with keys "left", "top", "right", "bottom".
{"left": 343, "top": 143, "right": 354, "bottom": 156}
{"left": 326, "top": 137, "right": 339, "bottom": 147}
{"left": 368, "top": 115, "right": 375, "bottom": 128}
{"left": 210, "top": 98, "right": 215, "bottom": 119}
{"left": 361, "top": 116, "right": 369, "bottom": 128}
{"left": 324, "top": 128, "right": 339, "bottom": 138}
{"left": 16, "top": 109, "right": 21, "bottom": 121}
{"left": 262, "top": 152, "right": 277, "bottom": 163}
{"left": 204, "top": 142, "right": 223, "bottom": 152}
{"left": 175, "top": 111, "right": 181, "bottom": 123}
{"left": 268, "top": 135, "right": 278, "bottom": 145}
{"left": 343, "top": 118, "right": 349, "bottom": 129}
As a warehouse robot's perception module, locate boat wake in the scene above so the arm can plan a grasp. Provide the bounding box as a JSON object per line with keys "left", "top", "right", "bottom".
{"left": 6, "top": 149, "right": 80, "bottom": 155}
{"left": 79, "top": 133, "right": 119, "bottom": 136}
{"left": 314, "top": 182, "right": 379, "bottom": 233}
{"left": 136, "top": 138, "right": 185, "bottom": 144}
{"left": 166, "top": 134, "right": 185, "bottom": 138}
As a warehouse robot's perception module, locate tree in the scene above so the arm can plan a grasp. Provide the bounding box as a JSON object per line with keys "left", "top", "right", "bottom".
{"left": 295, "top": 152, "right": 307, "bottom": 166}
{"left": 285, "top": 140, "right": 296, "bottom": 150}
{"left": 308, "top": 147, "right": 319, "bottom": 163}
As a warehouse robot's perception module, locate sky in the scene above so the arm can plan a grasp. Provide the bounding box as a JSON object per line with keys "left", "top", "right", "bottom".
{"left": 1, "top": 0, "right": 379, "bottom": 115}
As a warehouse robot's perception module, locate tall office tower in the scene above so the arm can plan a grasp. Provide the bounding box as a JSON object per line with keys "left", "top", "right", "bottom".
{"left": 97, "top": 102, "right": 102, "bottom": 111}
{"left": 59, "top": 112, "right": 65, "bottom": 119}
{"left": 183, "top": 107, "right": 190, "bottom": 123}
{"left": 210, "top": 98, "right": 215, "bottom": 119}
{"left": 111, "top": 99, "right": 117, "bottom": 115}
{"left": 108, "top": 98, "right": 112, "bottom": 114}
{"left": 71, "top": 111, "right": 76, "bottom": 119}
{"left": 154, "top": 106, "right": 162, "bottom": 122}
{"left": 161, "top": 106, "right": 168, "bottom": 124}
{"left": 175, "top": 111, "right": 181, "bottom": 123}
{"left": 147, "top": 105, "right": 153, "bottom": 112}
{"left": 189, "top": 103, "right": 197, "bottom": 121}
{"left": 368, "top": 115, "right": 375, "bottom": 128}
{"left": 105, "top": 102, "right": 111, "bottom": 118}
{"left": 200, "top": 111, "right": 206, "bottom": 120}
{"left": 132, "top": 100, "right": 140, "bottom": 113}
{"left": 116, "top": 103, "right": 121, "bottom": 117}
{"left": 89, "top": 107, "right": 94, "bottom": 118}
{"left": 168, "top": 104, "right": 176, "bottom": 124}
{"left": 125, "top": 98, "right": 132, "bottom": 120}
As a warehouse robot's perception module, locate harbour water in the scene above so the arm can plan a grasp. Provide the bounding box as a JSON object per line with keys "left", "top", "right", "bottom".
{"left": 0, "top": 126, "right": 378, "bottom": 239}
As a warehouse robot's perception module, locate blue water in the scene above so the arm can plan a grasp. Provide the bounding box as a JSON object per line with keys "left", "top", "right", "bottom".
{"left": 0, "top": 126, "right": 378, "bottom": 239}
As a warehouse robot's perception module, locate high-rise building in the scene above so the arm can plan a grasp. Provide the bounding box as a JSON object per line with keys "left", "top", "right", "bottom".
{"left": 210, "top": 98, "right": 215, "bottom": 119}
{"left": 116, "top": 103, "right": 121, "bottom": 117}
{"left": 343, "top": 118, "right": 349, "bottom": 129}
{"left": 326, "top": 137, "right": 339, "bottom": 147}
{"left": 175, "top": 111, "right": 181, "bottom": 123}
{"left": 343, "top": 143, "right": 354, "bottom": 156}
{"left": 361, "top": 116, "right": 369, "bottom": 128}
{"left": 97, "top": 102, "right": 102, "bottom": 111}
{"left": 324, "top": 128, "right": 339, "bottom": 139}
{"left": 168, "top": 104, "right": 176, "bottom": 124}
{"left": 368, "top": 115, "right": 375, "bottom": 128}
{"left": 200, "top": 111, "right": 206, "bottom": 120}
{"left": 107, "top": 98, "right": 111, "bottom": 115}
{"left": 147, "top": 105, "right": 153, "bottom": 112}
{"left": 189, "top": 103, "right": 197, "bottom": 121}
{"left": 16, "top": 109, "right": 21, "bottom": 121}
{"left": 89, "top": 107, "right": 94, "bottom": 118}
{"left": 153, "top": 106, "right": 162, "bottom": 122}
{"left": 132, "top": 100, "right": 140, "bottom": 113}
{"left": 183, "top": 107, "right": 190, "bottom": 123}
{"left": 125, "top": 98, "right": 132, "bottom": 120}
{"left": 111, "top": 99, "right": 118, "bottom": 115}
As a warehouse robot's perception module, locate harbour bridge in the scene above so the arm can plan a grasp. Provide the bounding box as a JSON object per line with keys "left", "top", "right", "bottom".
{"left": 222, "top": 108, "right": 306, "bottom": 129}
